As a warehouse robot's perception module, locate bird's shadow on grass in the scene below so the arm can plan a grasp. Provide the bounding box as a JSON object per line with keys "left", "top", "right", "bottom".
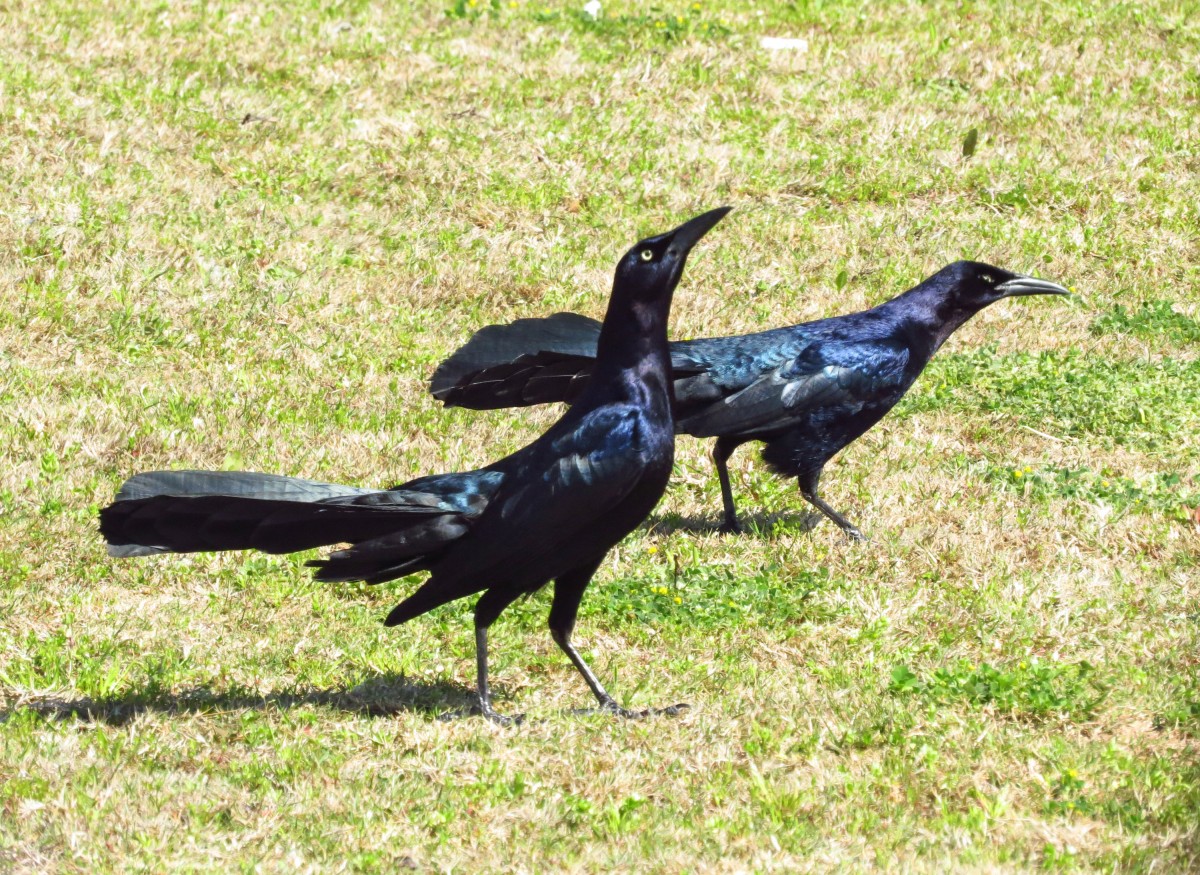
{"left": 648, "top": 510, "right": 822, "bottom": 536}
{"left": 0, "top": 674, "right": 476, "bottom": 727}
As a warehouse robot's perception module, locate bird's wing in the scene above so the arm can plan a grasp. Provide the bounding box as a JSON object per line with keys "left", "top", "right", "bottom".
{"left": 430, "top": 312, "right": 603, "bottom": 401}
{"left": 381, "top": 404, "right": 656, "bottom": 625}
{"left": 677, "top": 344, "right": 909, "bottom": 437}
{"left": 432, "top": 350, "right": 596, "bottom": 409}
{"left": 499, "top": 404, "right": 652, "bottom": 536}
{"left": 473, "top": 404, "right": 659, "bottom": 574}
{"left": 670, "top": 331, "right": 810, "bottom": 414}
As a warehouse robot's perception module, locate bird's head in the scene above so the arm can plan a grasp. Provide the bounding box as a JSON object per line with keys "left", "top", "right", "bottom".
{"left": 614, "top": 206, "right": 731, "bottom": 303}
{"left": 939, "top": 260, "right": 1071, "bottom": 311}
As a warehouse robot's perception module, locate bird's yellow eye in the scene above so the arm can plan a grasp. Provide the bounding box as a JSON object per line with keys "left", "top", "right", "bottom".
{"left": 640, "top": 249, "right": 654, "bottom": 262}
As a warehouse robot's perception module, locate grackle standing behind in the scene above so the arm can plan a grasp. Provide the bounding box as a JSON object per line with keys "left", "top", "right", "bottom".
{"left": 431, "top": 261, "right": 1069, "bottom": 538}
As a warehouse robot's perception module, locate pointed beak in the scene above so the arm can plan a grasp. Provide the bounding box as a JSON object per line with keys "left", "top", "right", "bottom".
{"left": 995, "top": 275, "right": 1071, "bottom": 298}
{"left": 667, "top": 206, "right": 732, "bottom": 255}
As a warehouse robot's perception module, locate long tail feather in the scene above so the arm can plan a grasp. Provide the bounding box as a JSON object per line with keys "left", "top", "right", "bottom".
{"left": 101, "top": 493, "right": 439, "bottom": 556}
{"left": 113, "top": 470, "right": 374, "bottom": 502}
{"left": 430, "top": 312, "right": 602, "bottom": 407}
{"left": 308, "top": 516, "right": 471, "bottom": 584}
{"left": 434, "top": 350, "right": 596, "bottom": 409}
{"left": 100, "top": 470, "right": 501, "bottom": 585}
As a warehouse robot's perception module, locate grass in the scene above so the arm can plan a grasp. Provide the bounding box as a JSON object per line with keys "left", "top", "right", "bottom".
{"left": 1, "top": 0, "right": 1198, "bottom": 870}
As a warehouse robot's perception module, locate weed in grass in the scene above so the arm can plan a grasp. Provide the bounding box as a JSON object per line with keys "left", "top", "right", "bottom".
{"left": 528, "top": 4, "right": 731, "bottom": 42}
{"left": 979, "top": 462, "right": 1198, "bottom": 523}
{"left": 907, "top": 348, "right": 1200, "bottom": 458}
{"left": 586, "top": 560, "right": 839, "bottom": 630}
{"left": 1091, "top": 300, "right": 1200, "bottom": 345}
{"left": 889, "top": 659, "right": 1107, "bottom": 721}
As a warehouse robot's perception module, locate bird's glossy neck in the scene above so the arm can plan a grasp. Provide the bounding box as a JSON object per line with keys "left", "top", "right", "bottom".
{"left": 590, "top": 288, "right": 674, "bottom": 400}
{"left": 881, "top": 278, "right": 981, "bottom": 355}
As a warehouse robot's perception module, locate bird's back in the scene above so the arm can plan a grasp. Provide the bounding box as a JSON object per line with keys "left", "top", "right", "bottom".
{"left": 671, "top": 307, "right": 918, "bottom": 433}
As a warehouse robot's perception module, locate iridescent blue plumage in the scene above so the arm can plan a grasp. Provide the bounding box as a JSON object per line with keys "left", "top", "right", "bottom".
{"left": 431, "top": 260, "right": 1069, "bottom": 537}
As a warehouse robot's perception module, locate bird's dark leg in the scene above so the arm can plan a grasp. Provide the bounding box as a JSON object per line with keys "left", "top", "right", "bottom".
{"left": 470, "top": 624, "right": 522, "bottom": 726}
{"left": 797, "top": 468, "right": 866, "bottom": 541}
{"left": 550, "top": 562, "right": 688, "bottom": 719}
{"left": 712, "top": 437, "right": 743, "bottom": 534}
{"left": 440, "top": 590, "right": 525, "bottom": 726}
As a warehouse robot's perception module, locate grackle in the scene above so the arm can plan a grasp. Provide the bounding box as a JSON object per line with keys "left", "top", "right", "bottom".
{"left": 101, "top": 207, "right": 731, "bottom": 724}
{"left": 430, "top": 261, "right": 1069, "bottom": 538}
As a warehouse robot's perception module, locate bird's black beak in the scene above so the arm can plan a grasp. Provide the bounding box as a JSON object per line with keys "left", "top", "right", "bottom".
{"left": 666, "top": 206, "right": 732, "bottom": 256}
{"left": 995, "top": 275, "right": 1071, "bottom": 298}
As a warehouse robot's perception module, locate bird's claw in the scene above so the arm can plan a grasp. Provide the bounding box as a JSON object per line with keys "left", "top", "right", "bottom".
{"left": 438, "top": 699, "right": 524, "bottom": 726}
{"left": 717, "top": 519, "right": 743, "bottom": 535}
{"left": 573, "top": 700, "right": 690, "bottom": 720}
{"left": 843, "top": 526, "right": 867, "bottom": 542}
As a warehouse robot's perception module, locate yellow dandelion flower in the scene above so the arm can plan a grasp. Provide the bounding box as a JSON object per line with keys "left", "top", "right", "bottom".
{"left": 673, "top": 596, "right": 682, "bottom": 605}
{"left": 1101, "top": 479, "right": 1110, "bottom": 488}
{"left": 1013, "top": 469, "right": 1024, "bottom": 479}
{"left": 646, "top": 545, "right": 658, "bottom": 554}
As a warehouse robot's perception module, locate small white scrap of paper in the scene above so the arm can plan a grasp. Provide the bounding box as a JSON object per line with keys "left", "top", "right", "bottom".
{"left": 760, "top": 36, "right": 809, "bottom": 51}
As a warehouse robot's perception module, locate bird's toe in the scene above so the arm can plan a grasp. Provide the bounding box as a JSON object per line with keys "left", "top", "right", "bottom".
{"left": 652, "top": 702, "right": 690, "bottom": 718}
{"left": 483, "top": 709, "right": 524, "bottom": 727}
{"left": 605, "top": 701, "right": 690, "bottom": 720}
{"left": 437, "top": 700, "right": 523, "bottom": 727}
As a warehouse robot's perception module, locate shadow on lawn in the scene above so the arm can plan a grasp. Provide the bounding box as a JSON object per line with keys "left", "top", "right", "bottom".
{"left": 1, "top": 674, "right": 476, "bottom": 726}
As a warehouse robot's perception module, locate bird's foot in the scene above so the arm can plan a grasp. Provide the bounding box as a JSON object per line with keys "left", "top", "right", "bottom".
{"left": 572, "top": 699, "right": 690, "bottom": 720}
{"left": 438, "top": 696, "right": 523, "bottom": 727}
{"left": 807, "top": 508, "right": 867, "bottom": 541}
{"left": 717, "top": 518, "right": 743, "bottom": 535}
{"left": 842, "top": 524, "right": 867, "bottom": 542}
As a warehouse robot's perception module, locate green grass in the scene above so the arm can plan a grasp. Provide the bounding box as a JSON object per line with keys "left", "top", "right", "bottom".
{"left": 2, "top": 0, "right": 1198, "bottom": 871}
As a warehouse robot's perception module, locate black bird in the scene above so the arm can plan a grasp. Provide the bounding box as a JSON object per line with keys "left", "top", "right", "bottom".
{"left": 101, "top": 207, "right": 730, "bottom": 724}
{"left": 430, "top": 261, "right": 1069, "bottom": 538}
